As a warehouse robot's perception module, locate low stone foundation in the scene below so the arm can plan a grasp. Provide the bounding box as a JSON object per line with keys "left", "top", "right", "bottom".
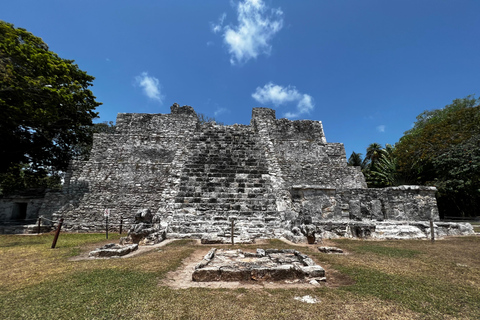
{"left": 192, "top": 248, "right": 325, "bottom": 282}
{"left": 307, "top": 220, "right": 475, "bottom": 240}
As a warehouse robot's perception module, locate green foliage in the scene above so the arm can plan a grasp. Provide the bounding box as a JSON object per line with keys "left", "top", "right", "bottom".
{"left": 353, "top": 96, "right": 479, "bottom": 216}
{"left": 365, "top": 142, "right": 383, "bottom": 170}
{"left": 0, "top": 21, "right": 101, "bottom": 193}
{"left": 349, "top": 144, "right": 408, "bottom": 188}
{"left": 347, "top": 151, "right": 365, "bottom": 168}
{"left": 396, "top": 96, "right": 480, "bottom": 181}
{"left": 395, "top": 96, "right": 480, "bottom": 217}
{"left": 432, "top": 134, "right": 480, "bottom": 217}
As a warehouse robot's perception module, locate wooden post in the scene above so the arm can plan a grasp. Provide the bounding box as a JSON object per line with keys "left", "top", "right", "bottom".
{"left": 106, "top": 215, "right": 109, "bottom": 239}
{"left": 430, "top": 219, "right": 435, "bottom": 242}
{"left": 37, "top": 216, "right": 42, "bottom": 234}
{"left": 51, "top": 218, "right": 64, "bottom": 249}
{"left": 119, "top": 215, "right": 123, "bottom": 235}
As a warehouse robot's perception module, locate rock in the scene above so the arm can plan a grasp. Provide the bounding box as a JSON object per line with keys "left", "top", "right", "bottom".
{"left": 318, "top": 246, "right": 344, "bottom": 254}
{"left": 201, "top": 234, "right": 224, "bottom": 244}
{"left": 299, "top": 266, "right": 325, "bottom": 278}
{"left": 309, "top": 279, "right": 319, "bottom": 286}
{"left": 349, "top": 200, "right": 362, "bottom": 220}
{"left": 256, "top": 248, "right": 266, "bottom": 257}
{"left": 294, "top": 295, "right": 319, "bottom": 304}
{"left": 89, "top": 243, "right": 138, "bottom": 258}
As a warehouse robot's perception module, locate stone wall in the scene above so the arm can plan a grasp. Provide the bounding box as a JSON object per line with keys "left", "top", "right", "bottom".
{"left": 290, "top": 185, "right": 439, "bottom": 225}
{"left": 34, "top": 104, "right": 455, "bottom": 238}
{"left": 0, "top": 196, "right": 44, "bottom": 222}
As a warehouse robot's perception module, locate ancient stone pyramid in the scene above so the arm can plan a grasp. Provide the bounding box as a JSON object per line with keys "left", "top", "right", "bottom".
{"left": 39, "top": 104, "right": 443, "bottom": 239}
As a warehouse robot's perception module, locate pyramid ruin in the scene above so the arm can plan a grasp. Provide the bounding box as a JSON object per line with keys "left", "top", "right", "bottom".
{"left": 35, "top": 104, "right": 473, "bottom": 239}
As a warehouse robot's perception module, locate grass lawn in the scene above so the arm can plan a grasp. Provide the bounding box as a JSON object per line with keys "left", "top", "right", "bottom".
{"left": 0, "top": 233, "right": 479, "bottom": 319}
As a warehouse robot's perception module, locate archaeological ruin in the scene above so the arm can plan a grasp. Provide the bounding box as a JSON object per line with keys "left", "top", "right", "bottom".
{"left": 1, "top": 103, "right": 474, "bottom": 239}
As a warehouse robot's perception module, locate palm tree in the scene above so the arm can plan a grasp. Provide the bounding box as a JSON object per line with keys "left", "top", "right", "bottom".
{"left": 347, "top": 151, "right": 364, "bottom": 167}
{"left": 365, "top": 142, "right": 383, "bottom": 170}
{"left": 369, "top": 144, "right": 414, "bottom": 187}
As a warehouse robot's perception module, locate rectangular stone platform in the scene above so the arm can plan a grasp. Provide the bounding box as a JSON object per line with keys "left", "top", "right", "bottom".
{"left": 192, "top": 248, "right": 325, "bottom": 282}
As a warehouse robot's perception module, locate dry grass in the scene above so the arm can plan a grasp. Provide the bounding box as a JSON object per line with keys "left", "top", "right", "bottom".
{"left": 0, "top": 234, "right": 479, "bottom": 319}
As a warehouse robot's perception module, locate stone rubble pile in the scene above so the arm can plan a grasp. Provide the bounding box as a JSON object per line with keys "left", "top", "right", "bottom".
{"left": 120, "top": 209, "right": 166, "bottom": 245}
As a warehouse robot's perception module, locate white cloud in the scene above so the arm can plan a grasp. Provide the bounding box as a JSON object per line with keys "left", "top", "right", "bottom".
{"left": 134, "top": 72, "right": 164, "bottom": 103}
{"left": 214, "top": 107, "right": 228, "bottom": 117}
{"left": 213, "top": 0, "right": 283, "bottom": 65}
{"left": 377, "top": 125, "right": 386, "bottom": 133}
{"left": 211, "top": 13, "right": 227, "bottom": 33}
{"left": 252, "top": 82, "right": 314, "bottom": 118}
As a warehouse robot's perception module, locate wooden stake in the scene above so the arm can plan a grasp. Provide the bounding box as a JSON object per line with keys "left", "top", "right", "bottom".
{"left": 51, "top": 218, "right": 64, "bottom": 249}
{"left": 106, "top": 215, "right": 109, "bottom": 239}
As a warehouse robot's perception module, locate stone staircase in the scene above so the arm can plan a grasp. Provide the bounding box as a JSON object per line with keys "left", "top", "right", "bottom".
{"left": 169, "top": 125, "right": 281, "bottom": 238}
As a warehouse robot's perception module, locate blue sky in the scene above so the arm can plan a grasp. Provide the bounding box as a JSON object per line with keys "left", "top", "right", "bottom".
{"left": 2, "top": 0, "right": 479, "bottom": 157}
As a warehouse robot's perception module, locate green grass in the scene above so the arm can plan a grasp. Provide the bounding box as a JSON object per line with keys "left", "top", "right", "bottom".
{"left": 0, "top": 234, "right": 479, "bottom": 319}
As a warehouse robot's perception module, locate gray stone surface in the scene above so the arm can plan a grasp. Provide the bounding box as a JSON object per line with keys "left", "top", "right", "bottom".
{"left": 192, "top": 248, "right": 325, "bottom": 282}
{"left": 318, "top": 246, "right": 344, "bottom": 254}
{"left": 89, "top": 243, "right": 138, "bottom": 258}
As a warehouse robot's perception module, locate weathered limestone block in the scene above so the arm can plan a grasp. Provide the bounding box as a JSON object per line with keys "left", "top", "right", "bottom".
{"left": 89, "top": 243, "right": 138, "bottom": 258}
{"left": 348, "top": 200, "right": 362, "bottom": 221}
{"left": 318, "top": 246, "right": 344, "bottom": 254}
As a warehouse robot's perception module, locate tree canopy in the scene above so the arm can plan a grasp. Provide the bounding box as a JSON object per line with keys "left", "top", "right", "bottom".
{"left": 395, "top": 96, "right": 480, "bottom": 183}
{"left": 349, "top": 96, "right": 480, "bottom": 218}
{"left": 0, "top": 21, "right": 101, "bottom": 193}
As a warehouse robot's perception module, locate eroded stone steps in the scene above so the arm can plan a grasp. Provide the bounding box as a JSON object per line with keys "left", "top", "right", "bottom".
{"left": 172, "top": 126, "right": 277, "bottom": 230}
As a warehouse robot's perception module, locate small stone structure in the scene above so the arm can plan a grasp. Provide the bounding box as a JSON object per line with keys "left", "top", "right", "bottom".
{"left": 32, "top": 104, "right": 473, "bottom": 240}
{"left": 192, "top": 248, "right": 325, "bottom": 282}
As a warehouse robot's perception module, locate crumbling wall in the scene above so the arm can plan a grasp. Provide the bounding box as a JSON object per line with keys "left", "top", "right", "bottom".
{"left": 291, "top": 185, "right": 440, "bottom": 225}
{"left": 39, "top": 104, "right": 199, "bottom": 231}
{"left": 251, "top": 108, "right": 367, "bottom": 189}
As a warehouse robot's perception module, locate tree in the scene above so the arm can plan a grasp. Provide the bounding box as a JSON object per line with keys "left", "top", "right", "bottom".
{"left": 395, "top": 96, "right": 480, "bottom": 184}
{"left": 432, "top": 134, "right": 480, "bottom": 217}
{"left": 365, "top": 142, "right": 383, "bottom": 170}
{"left": 347, "top": 151, "right": 364, "bottom": 167}
{"left": 0, "top": 21, "right": 101, "bottom": 193}
{"left": 368, "top": 144, "right": 415, "bottom": 187}
{"left": 395, "top": 96, "right": 480, "bottom": 217}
